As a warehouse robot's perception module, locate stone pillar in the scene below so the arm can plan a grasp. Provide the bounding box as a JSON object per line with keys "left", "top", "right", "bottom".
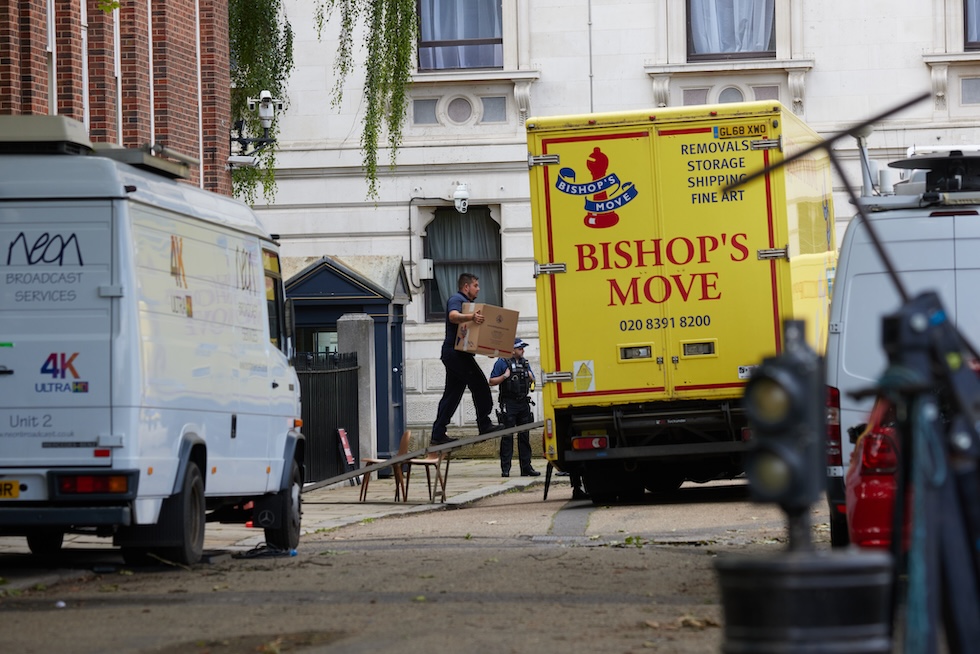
{"left": 338, "top": 313, "right": 377, "bottom": 460}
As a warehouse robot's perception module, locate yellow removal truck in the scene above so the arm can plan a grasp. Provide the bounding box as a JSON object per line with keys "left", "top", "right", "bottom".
{"left": 526, "top": 101, "right": 836, "bottom": 502}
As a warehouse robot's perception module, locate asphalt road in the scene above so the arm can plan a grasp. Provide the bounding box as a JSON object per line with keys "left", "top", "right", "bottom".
{"left": 0, "top": 482, "right": 831, "bottom": 654}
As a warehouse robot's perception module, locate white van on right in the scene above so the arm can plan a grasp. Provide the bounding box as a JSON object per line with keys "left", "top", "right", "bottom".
{"left": 825, "top": 147, "right": 980, "bottom": 546}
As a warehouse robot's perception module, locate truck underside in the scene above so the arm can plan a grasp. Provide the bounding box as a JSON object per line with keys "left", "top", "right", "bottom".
{"left": 553, "top": 399, "right": 749, "bottom": 503}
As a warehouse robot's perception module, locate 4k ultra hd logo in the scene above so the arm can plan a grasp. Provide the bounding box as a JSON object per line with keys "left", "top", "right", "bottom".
{"left": 36, "top": 352, "right": 89, "bottom": 393}
{"left": 555, "top": 147, "right": 638, "bottom": 229}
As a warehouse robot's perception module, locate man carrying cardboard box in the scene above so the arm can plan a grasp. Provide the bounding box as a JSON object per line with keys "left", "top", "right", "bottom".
{"left": 430, "top": 273, "right": 498, "bottom": 446}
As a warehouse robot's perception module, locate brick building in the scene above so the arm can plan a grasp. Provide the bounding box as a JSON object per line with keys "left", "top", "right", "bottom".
{"left": 0, "top": 0, "right": 231, "bottom": 195}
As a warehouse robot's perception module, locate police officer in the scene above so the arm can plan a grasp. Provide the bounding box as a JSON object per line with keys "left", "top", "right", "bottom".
{"left": 489, "top": 338, "right": 540, "bottom": 478}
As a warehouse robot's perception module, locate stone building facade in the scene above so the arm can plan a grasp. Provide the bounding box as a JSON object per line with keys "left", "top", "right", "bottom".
{"left": 260, "top": 0, "right": 980, "bottom": 441}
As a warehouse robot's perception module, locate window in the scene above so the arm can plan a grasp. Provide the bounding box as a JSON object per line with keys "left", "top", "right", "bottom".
{"left": 418, "top": 0, "right": 503, "bottom": 71}
{"left": 423, "top": 206, "right": 501, "bottom": 322}
{"left": 967, "top": 0, "right": 980, "bottom": 50}
{"left": 687, "top": 0, "right": 775, "bottom": 61}
{"left": 263, "top": 249, "right": 285, "bottom": 351}
{"left": 718, "top": 86, "right": 744, "bottom": 103}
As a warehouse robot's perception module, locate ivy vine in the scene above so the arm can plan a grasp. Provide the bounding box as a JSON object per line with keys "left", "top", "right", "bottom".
{"left": 229, "top": 0, "right": 295, "bottom": 204}
{"left": 226, "top": 0, "right": 415, "bottom": 201}
{"left": 318, "top": 0, "right": 417, "bottom": 198}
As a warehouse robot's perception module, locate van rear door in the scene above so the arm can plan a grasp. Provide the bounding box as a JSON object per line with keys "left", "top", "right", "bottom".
{"left": 0, "top": 201, "right": 114, "bottom": 467}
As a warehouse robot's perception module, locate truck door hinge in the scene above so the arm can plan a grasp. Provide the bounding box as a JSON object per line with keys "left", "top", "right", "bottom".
{"left": 528, "top": 153, "right": 560, "bottom": 167}
{"left": 750, "top": 137, "right": 781, "bottom": 151}
{"left": 756, "top": 247, "right": 788, "bottom": 260}
{"left": 98, "top": 285, "right": 124, "bottom": 298}
{"left": 829, "top": 322, "right": 842, "bottom": 334}
{"left": 534, "top": 262, "right": 567, "bottom": 278}
{"left": 541, "top": 371, "right": 573, "bottom": 384}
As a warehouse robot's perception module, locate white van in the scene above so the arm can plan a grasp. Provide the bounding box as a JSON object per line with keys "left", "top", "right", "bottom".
{"left": 825, "top": 146, "right": 980, "bottom": 546}
{"left": 0, "top": 116, "right": 304, "bottom": 564}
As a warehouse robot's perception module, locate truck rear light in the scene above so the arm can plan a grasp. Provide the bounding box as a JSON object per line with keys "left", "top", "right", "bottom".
{"left": 572, "top": 435, "right": 608, "bottom": 450}
{"left": 826, "top": 385, "right": 842, "bottom": 467}
{"left": 620, "top": 345, "right": 652, "bottom": 360}
{"left": 57, "top": 474, "right": 131, "bottom": 495}
{"left": 859, "top": 431, "right": 898, "bottom": 475}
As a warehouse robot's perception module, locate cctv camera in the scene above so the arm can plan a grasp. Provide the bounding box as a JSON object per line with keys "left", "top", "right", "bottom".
{"left": 453, "top": 183, "right": 470, "bottom": 214}
{"left": 227, "top": 154, "right": 258, "bottom": 168}
{"left": 259, "top": 90, "right": 273, "bottom": 103}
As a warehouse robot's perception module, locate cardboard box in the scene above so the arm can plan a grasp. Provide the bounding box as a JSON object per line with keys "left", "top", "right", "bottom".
{"left": 454, "top": 303, "right": 519, "bottom": 357}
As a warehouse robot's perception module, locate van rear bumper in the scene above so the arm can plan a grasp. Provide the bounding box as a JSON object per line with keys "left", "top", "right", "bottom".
{"left": 0, "top": 506, "right": 131, "bottom": 528}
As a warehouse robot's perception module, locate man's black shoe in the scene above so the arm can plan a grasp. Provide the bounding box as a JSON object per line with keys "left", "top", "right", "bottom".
{"left": 430, "top": 435, "right": 457, "bottom": 446}
{"left": 572, "top": 489, "right": 590, "bottom": 500}
{"left": 501, "top": 472, "right": 510, "bottom": 478}
{"left": 522, "top": 469, "right": 541, "bottom": 477}
{"left": 555, "top": 470, "right": 570, "bottom": 477}
{"left": 479, "top": 423, "right": 506, "bottom": 435}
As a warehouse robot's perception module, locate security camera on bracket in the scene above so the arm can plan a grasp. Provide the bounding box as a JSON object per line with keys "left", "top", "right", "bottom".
{"left": 453, "top": 183, "right": 470, "bottom": 213}
{"left": 230, "top": 90, "right": 283, "bottom": 168}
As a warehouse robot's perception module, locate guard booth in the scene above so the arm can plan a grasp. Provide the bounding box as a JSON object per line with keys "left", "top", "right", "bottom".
{"left": 285, "top": 255, "right": 411, "bottom": 462}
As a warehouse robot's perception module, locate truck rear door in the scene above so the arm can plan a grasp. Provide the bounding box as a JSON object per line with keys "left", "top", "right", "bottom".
{"left": 0, "top": 201, "right": 114, "bottom": 468}
{"left": 653, "top": 116, "right": 781, "bottom": 399}
{"left": 534, "top": 128, "right": 670, "bottom": 406}
{"left": 532, "top": 116, "right": 781, "bottom": 406}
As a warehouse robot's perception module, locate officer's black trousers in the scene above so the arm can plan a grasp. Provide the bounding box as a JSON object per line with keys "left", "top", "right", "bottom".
{"left": 499, "top": 398, "right": 534, "bottom": 474}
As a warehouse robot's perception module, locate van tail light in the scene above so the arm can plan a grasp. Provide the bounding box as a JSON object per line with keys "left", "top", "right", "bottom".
{"left": 859, "top": 428, "right": 899, "bottom": 475}
{"left": 826, "top": 385, "right": 842, "bottom": 468}
{"left": 57, "top": 474, "right": 131, "bottom": 494}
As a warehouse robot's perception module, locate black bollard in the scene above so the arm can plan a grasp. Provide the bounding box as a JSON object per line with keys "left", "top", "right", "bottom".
{"left": 714, "top": 548, "right": 892, "bottom": 654}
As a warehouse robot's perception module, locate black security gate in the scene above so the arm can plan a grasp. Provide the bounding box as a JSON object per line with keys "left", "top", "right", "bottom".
{"left": 295, "top": 352, "right": 359, "bottom": 483}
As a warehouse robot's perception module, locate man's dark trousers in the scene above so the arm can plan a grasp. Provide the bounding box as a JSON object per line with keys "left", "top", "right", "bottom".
{"left": 499, "top": 397, "right": 534, "bottom": 475}
{"left": 432, "top": 348, "right": 494, "bottom": 441}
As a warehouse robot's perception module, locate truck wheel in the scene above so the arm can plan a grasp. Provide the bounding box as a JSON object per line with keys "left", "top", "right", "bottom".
{"left": 159, "top": 461, "right": 206, "bottom": 565}
{"left": 830, "top": 511, "right": 850, "bottom": 548}
{"left": 265, "top": 459, "right": 302, "bottom": 551}
{"left": 26, "top": 529, "right": 64, "bottom": 557}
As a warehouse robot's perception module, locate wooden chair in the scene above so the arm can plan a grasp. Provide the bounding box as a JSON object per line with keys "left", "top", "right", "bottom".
{"left": 406, "top": 451, "right": 451, "bottom": 503}
{"left": 358, "top": 430, "right": 411, "bottom": 502}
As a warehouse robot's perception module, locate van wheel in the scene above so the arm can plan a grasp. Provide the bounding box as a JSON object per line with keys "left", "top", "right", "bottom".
{"left": 159, "top": 462, "right": 206, "bottom": 565}
{"left": 265, "top": 459, "right": 302, "bottom": 551}
{"left": 26, "top": 529, "right": 64, "bottom": 557}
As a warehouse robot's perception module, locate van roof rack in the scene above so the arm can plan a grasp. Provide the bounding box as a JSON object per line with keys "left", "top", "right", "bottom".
{"left": 0, "top": 115, "right": 193, "bottom": 179}
{"left": 93, "top": 144, "right": 191, "bottom": 179}
{"left": 0, "top": 115, "right": 93, "bottom": 155}
{"left": 855, "top": 191, "right": 980, "bottom": 211}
